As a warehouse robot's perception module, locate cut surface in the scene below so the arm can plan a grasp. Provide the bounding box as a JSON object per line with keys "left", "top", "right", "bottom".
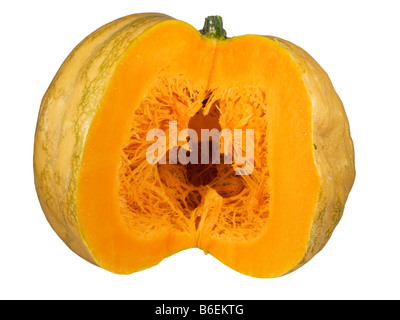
{"left": 78, "top": 20, "right": 319, "bottom": 276}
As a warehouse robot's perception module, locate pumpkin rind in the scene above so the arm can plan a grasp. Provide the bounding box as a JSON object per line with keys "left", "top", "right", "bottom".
{"left": 272, "top": 38, "right": 355, "bottom": 272}
{"left": 34, "top": 13, "right": 174, "bottom": 263}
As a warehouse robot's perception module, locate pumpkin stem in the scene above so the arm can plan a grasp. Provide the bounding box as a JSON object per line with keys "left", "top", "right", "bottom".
{"left": 200, "top": 16, "right": 227, "bottom": 40}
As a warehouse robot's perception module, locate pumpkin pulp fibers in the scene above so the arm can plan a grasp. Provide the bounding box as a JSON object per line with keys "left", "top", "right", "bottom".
{"left": 119, "top": 76, "right": 269, "bottom": 241}
{"left": 78, "top": 19, "right": 319, "bottom": 276}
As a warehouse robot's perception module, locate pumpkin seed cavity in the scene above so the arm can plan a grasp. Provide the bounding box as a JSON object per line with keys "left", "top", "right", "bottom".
{"left": 119, "top": 75, "right": 270, "bottom": 241}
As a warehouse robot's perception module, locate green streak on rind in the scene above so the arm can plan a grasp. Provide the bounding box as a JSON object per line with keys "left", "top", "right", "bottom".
{"left": 34, "top": 13, "right": 173, "bottom": 265}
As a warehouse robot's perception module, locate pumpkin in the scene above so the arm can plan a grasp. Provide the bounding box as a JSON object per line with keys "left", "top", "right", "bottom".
{"left": 33, "top": 13, "right": 355, "bottom": 278}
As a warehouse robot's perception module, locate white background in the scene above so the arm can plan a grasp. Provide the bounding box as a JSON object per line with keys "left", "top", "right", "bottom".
{"left": 1, "top": 0, "right": 399, "bottom": 300}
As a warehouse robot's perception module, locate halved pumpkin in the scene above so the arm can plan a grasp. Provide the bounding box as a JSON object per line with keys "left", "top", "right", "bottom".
{"left": 33, "top": 13, "right": 355, "bottom": 277}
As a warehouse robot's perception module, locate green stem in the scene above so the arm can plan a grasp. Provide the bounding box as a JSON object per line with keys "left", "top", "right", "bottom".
{"left": 199, "top": 16, "right": 227, "bottom": 40}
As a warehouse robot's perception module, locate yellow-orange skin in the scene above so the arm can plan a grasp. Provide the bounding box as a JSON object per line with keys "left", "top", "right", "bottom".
{"left": 33, "top": 13, "right": 355, "bottom": 277}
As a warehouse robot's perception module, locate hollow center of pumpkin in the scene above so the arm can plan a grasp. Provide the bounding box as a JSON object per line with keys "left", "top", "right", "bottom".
{"left": 168, "top": 100, "right": 243, "bottom": 197}
{"left": 118, "top": 76, "right": 270, "bottom": 241}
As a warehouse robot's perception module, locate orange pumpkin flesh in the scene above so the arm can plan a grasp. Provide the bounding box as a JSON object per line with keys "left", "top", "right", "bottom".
{"left": 34, "top": 14, "right": 355, "bottom": 278}
{"left": 78, "top": 19, "right": 317, "bottom": 276}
